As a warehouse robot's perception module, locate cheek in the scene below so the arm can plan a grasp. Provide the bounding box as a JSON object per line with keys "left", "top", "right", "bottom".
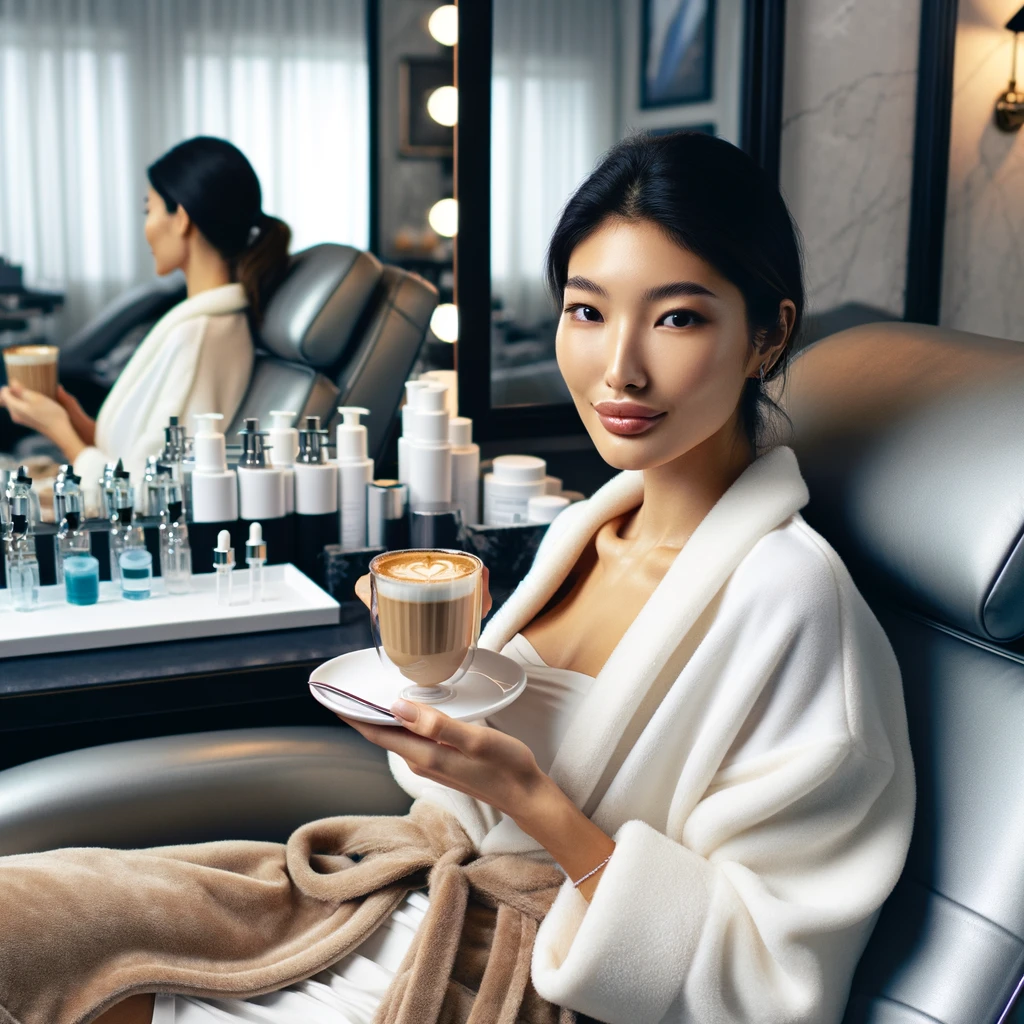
{"left": 555, "top": 323, "right": 603, "bottom": 392}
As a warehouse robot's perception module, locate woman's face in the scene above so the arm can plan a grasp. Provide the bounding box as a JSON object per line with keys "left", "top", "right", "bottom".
{"left": 555, "top": 216, "right": 788, "bottom": 472}
{"left": 144, "top": 186, "right": 188, "bottom": 275}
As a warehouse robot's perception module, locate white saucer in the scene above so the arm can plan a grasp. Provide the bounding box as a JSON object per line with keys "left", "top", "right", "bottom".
{"left": 309, "top": 647, "right": 527, "bottom": 725}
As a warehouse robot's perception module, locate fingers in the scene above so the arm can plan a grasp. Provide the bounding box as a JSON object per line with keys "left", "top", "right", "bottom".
{"left": 391, "top": 699, "right": 486, "bottom": 757}
{"left": 481, "top": 564, "right": 493, "bottom": 618}
{"left": 354, "top": 573, "right": 371, "bottom": 608}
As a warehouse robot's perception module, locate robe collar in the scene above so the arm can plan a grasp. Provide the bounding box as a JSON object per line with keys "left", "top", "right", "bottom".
{"left": 479, "top": 445, "right": 810, "bottom": 816}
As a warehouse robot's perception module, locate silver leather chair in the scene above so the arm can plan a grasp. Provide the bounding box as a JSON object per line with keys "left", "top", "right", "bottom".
{"left": 2, "top": 321, "right": 1024, "bottom": 1024}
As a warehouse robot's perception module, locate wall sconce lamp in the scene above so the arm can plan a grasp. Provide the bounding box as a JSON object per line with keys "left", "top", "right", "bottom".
{"left": 996, "top": 6, "right": 1024, "bottom": 131}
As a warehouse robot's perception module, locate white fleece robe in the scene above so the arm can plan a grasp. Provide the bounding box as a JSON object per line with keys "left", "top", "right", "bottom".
{"left": 386, "top": 445, "right": 916, "bottom": 1024}
{"left": 75, "top": 282, "right": 253, "bottom": 510}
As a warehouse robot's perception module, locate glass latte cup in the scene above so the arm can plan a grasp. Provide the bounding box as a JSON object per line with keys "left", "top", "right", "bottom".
{"left": 369, "top": 548, "right": 484, "bottom": 704}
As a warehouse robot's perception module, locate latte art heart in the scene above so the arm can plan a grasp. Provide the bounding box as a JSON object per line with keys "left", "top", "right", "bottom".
{"left": 393, "top": 559, "right": 456, "bottom": 581}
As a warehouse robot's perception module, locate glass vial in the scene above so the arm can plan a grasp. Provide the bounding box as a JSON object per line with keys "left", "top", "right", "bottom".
{"left": 119, "top": 548, "right": 152, "bottom": 600}
{"left": 158, "top": 494, "right": 192, "bottom": 594}
{"left": 213, "top": 529, "right": 234, "bottom": 606}
{"left": 109, "top": 508, "right": 145, "bottom": 582}
{"left": 55, "top": 511, "right": 91, "bottom": 585}
{"left": 64, "top": 554, "right": 100, "bottom": 606}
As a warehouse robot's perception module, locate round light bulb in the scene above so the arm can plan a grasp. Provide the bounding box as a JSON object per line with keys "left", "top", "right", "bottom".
{"left": 427, "top": 5, "right": 458, "bottom": 46}
{"left": 430, "top": 303, "right": 459, "bottom": 343}
{"left": 427, "top": 85, "right": 458, "bottom": 127}
{"left": 428, "top": 198, "right": 458, "bottom": 237}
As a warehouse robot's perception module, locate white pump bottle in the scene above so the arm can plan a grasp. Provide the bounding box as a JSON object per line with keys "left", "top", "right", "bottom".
{"left": 336, "top": 406, "right": 374, "bottom": 549}
{"left": 190, "top": 414, "right": 239, "bottom": 523}
{"left": 407, "top": 383, "right": 452, "bottom": 513}
{"left": 267, "top": 410, "right": 298, "bottom": 514}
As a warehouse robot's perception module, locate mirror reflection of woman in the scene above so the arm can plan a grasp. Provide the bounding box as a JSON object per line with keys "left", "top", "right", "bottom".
{"left": 0, "top": 133, "right": 915, "bottom": 1024}
{"left": 0, "top": 136, "right": 290, "bottom": 508}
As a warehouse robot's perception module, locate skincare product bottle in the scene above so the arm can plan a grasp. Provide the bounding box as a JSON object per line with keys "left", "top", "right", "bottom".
{"left": 109, "top": 493, "right": 145, "bottom": 589}
{"left": 55, "top": 486, "right": 91, "bottom": 585}
{"left": 367, "top": 480, "right": 409, "bottom": 549}
{"left": 4, "top": 496, "right": 38, "bottom": 611}
{"left": 418, "top": 369, "right": 459, "bottom": 418}
{"left": 142, "top": 456, "right": 171, "bottom": 518}
{"left": 482, "top": 454, "right": 548, "bottom": 525}
{"left": 160, "top": 414, "right": 187, "bottom": 509}
{"left": 3, "top": 468, "right": 36, "bottom": 588}
{"left": 294, "top": 414, "right": 339, "bottom": 579}
{"left": 267, "top": 410, "right": 298, "bottom": 515}
{"left": 110, "top": 460, "right": 133, "bottom": 519}
{"left": 410, "top": 508, "right": 463, "bottom": 549}
{"left": 100, "top": 462, "right": 118, "bottom": 520}
{"left": 237, "top": 418, "right": 286, "bottom": 520}
{"left": 237, "top": 417, "right": 290, "bottom": 566}
{"left": 52, "top": 464, "right": 74, "bottom": 524}
{"left": 159, "top": 477, "right": 192, "bottom": 594}
{"left": 191, "top": 413, "right": 239, "bottom": 522}
{"left": 397, "top": 380, "right": 430, "bottom": 484}
{"left": 407, "top": 384, "right": 452, "bottom": 513}
{"left": 4, "top": 465, "right": 40, "bottom": 527}
{"left": 245, "top": 522, "right": 267, "bottom": 604}
{"left": 544, "top": 475, "right": 564, "bottom": 496}
{"left": 527, "top": 494, "right": 570, "bottom": 524}
{"left": 335, "top": 406, "right": 374, "bottom": 549}
{"left": 119, "top": 548, "right": 152, "bottom": 600}
{"left": 213, "top": 529, "right": 235, "bottom": 606}
{"left": 64, "top": 554, "right": 100, "bottom": 606}
{"left": 449, "top": 416, "right": 480, "bottom": 526}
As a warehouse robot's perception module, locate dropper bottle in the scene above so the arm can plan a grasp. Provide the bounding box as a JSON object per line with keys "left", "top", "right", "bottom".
{"left": 213, "top": 529, "right": 235, "bottom": 606}
{"left": 108, "top": 462, "right": 144, "bottom": 583}
{"left": 54, "top": 472, "right": 90, "bottom": 584}
{"left": 245, "top": 522, "right": 267, "bottom": 604}
{"left": 158, "top": 474, "right": 192, "bottom": 594}
{"left": 4, "top": 491, "right": 39, "bottom": 611}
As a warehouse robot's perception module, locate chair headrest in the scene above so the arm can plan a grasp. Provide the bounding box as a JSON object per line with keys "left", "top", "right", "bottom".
{"left": 259, "top": 244, "right": 383, "bottom": 369}
{"left": 782, "top": 322, "right": 1024, "bottom": 643}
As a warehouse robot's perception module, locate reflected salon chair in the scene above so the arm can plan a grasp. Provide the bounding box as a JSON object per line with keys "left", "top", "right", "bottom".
{"left": 2, "top": 321, "right": 1024, "bottom": 1024}
{"left": 45, "top": 244, "right": 437, "bottom": 465}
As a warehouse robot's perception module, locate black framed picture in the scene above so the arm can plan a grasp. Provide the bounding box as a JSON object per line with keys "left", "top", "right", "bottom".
{"left": 398, "top": 57, "right": 454, "bottom": 158}
{"left": 641, "top": 0, "right": 716, "bottom": 108}
{"left": 648, "top": 122, "right": 716, "bottom": 137}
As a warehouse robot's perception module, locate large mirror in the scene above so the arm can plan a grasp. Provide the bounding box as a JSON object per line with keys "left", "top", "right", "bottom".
{"left": 456, "top": 0, "right": 785, "bottom": 443}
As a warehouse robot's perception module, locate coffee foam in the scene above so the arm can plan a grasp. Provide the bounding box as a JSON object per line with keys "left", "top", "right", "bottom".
{"left": 372, "top": 551, "right": 479, "bottom": 602}
{"left": 3, "top": 345, "right": 58, "bottom": 365}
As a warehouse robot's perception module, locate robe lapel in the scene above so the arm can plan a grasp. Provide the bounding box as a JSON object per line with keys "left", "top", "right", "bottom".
{"left": 481, "top": 448, "right": 809, "bottom": 836}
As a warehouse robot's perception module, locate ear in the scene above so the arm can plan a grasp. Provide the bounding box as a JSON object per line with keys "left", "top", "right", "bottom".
{"left": 746, "top": 299, "right": 797, "bottom": 378}
{"left": 172, "top": 203, "right": 193, "bottom": 239}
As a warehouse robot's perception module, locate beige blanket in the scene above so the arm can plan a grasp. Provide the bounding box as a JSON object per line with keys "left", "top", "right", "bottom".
{"left": 0, "top": 799, "right": 582, "bottom": 1024}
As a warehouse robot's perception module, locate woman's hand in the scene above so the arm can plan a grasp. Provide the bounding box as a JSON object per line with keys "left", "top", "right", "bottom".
{"left": 56, "top": 385, "right": 97, "bottom": 447}
{"left": 0, "top": 382, "right": 87, "bottom": 463}
{"left": 337, "top": 700, "right": 548, "bottom": 822}
{"left": 353, "top": 564, "right": 493, "bottom": 619}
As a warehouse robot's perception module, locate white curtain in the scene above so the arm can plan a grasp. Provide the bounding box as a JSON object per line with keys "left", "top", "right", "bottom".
{"left": 0, "top": 0, "right": 368, "bottom": 337}
{"left": 491, "top": 0, "right": 618, "bottom": 329}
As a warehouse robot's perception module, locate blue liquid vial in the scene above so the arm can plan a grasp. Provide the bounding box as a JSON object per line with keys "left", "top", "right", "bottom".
{"left": 119, "top": 548, "right": 152, "bottom": 600}
{"left": 64, "top": 554, "right": 100, "bottom": 606}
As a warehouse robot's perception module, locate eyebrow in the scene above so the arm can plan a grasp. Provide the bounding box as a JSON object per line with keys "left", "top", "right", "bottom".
{"left": 563, "top": 276, "right": 717, "bottom": 302}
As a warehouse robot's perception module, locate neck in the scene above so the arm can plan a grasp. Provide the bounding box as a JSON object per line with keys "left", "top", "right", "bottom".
{"left": 182, "top": 243, "right": 233, "bottom": 298}
{"left": 629, "top": 420, "right": 753, "bottom": 551}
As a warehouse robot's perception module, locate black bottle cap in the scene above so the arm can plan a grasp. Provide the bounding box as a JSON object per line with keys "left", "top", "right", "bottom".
{"left": 66, "top": 470, "right": 81, "bottom": 485}
{"left": 167, "top": 500, "right": 183, "bottom": 522}
{"left": 12, "top": 514, "right": 27, "bottom": 534}
{"left": 15, "top": 465, "right": 31, "bottom": 485}
{"left": 117, "top": 507, "right": 133, "bottom": 525}
{"left": 113, "top": 459, "right": 129, "bottom": 479}
{"left": 64, "top": 510, "right": 80, "bottom": 530}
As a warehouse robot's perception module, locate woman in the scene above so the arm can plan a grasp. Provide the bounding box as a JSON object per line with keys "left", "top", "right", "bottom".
{"left": 0, "top": 136, "right": 290, "bottom": 508}
{"left": 0, "top": 132, "right": 915, "bottom": 1024}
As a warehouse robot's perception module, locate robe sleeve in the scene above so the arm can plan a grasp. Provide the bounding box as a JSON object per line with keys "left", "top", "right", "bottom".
{"left": 531, "top": 736, "right": 912, "bottom": 1024}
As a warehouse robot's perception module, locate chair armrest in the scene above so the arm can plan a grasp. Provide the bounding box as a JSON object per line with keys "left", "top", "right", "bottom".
{"left": 0, "top": 726, "right": 412, "bottom": 855}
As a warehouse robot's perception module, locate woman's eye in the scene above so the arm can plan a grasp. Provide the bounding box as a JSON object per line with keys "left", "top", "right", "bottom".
{"left": 565, "top": 304, "right": 603, "bottom": 323}
{"left": 658, "top": 310, "right": 704, "bottom": 329}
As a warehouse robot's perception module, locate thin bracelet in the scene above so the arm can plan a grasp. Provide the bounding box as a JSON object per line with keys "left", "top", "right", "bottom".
{"left": 572, "top": 852, "right": 612, "bottom": 888}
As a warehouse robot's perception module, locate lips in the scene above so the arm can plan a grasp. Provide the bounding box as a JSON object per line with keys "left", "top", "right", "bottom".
{"left": 592, "top": 401, "right": 666, "bottom": 436}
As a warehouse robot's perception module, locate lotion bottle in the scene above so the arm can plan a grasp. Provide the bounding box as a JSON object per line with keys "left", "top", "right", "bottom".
{"left": 267, "top": 410, "right": 298, "bottom": 515}
{"left": 449, "top": 416, "right": 480, "bottom": 526}
{"left": 397, "top": 380, "right": 430, "bottom": 484}
{"left": 294, "top": 415, "right": 339, "bottom": 580}
{"left": 236, "top": 417, "right": 290, "bottom": 567}
{"left": 189, "top": 413, "right": 239, "bottom": 574}
{"left": 335, "top": 406, "right": 373, "bottom": 549}
{"left": 407, "top": 384, "right": 452, "bottom": 513}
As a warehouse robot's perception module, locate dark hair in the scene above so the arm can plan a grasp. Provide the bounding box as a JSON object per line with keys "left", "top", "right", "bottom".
{"left": 545, "top": 131, "right": 804, "bottom": 453}
{"left": 147, "top": 136, "right": 291, "bottom": 324}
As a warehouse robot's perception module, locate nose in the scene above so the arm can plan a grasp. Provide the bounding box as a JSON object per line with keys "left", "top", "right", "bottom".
{"left": 604, "top": 316, "right": 647, "bottom": 392}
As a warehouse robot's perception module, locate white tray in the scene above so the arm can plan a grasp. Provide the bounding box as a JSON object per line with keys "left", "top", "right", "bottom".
{"left": 0, "top": 563, "right": 339, "bottom": 659}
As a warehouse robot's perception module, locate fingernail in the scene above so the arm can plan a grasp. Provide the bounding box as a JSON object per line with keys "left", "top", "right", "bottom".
{"left": 390, "top": 698, "right": 417, "bottom": 721}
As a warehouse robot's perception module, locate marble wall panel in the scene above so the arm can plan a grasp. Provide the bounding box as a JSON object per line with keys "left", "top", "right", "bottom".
{"left": 941, "top": 0, "right": 1024, "bottom": 342}
{"left": 780, "top": 0, "right": 921, "bottom": 318}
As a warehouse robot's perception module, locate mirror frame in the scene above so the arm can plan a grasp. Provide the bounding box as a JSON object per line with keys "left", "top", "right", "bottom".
{"left": 454, "top": 0, "right": 788, "bottom": 444}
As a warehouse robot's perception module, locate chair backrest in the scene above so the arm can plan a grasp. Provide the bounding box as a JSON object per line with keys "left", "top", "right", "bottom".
{"left": 228, "top": 244, "right": 437, "bottom": 464}
{"left": 781, "top": 322, "right": 1024, "bottom": 1024}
